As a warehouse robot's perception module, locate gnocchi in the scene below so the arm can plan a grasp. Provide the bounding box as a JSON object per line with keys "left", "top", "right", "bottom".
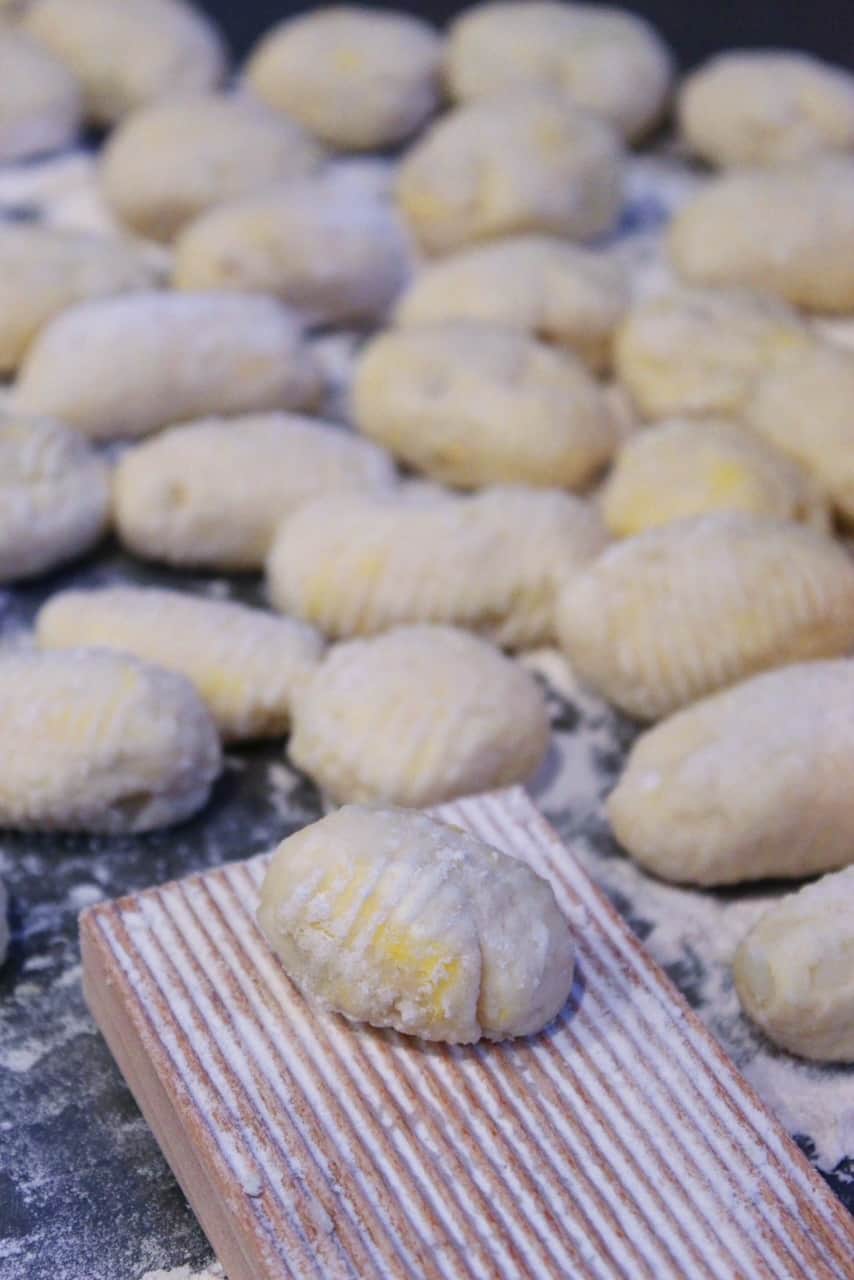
{"left": 0, "top": 27, "right": 80, "bottom": 163}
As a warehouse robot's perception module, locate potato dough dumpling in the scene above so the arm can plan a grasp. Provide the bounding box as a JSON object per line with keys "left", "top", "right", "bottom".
{"left": 244, "top": 7, "right": 441, "bottom": 151}
{"left": 397, "top": 90, "right": 623, "bottom": 255}
{"left": 394, "top": 235, "right": 629, "bottom": 371}
{"left": 0, "top": 649, "right": 221, "bottom": 832}
{"left": 101, "top": 94, "right": 324, "bottom": 243}
{"left": 267, "top": 486, "right": 606, "bottom": 648}
{"left": 353, "top": 324, "right": 615, "bottom": 489}
{"left": 556, "top": 513, "right": 854, "bottom": 720}
{"left": 38, "top": 587, "right": 324, "bottom": 741}
{"left": 0, "top": 414, "right": 109, "bottom": 583}
{"left": 608, "top": 662, "right": 854, "bottom": 887}
{"left": 288, "top": 625, "right": 550, "bottom": 806}
{"left": 445, "top": 2, "right": 673, "bottom": 142}
{"left": 735, "top": 864, "right": 854, "bottom": 1062}
{"left": 678, "top": 51, "right": 854, "bottom": 169}
{"left": 0, "top": 28, "right": 80, "bottom": 162}
{"left": 14, "top": 292, "right": 320, "bottom": 440}
{"left": 114, "top": 413, "right": 396, "bottom": 571}
{"left": 258, "top": 806, "right": 575, "bottom": 1043}
{"left": 24, "top": 0, "right": 226, "bottom": 126}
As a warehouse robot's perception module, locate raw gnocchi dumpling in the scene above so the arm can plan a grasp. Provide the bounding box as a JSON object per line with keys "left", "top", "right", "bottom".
{"left": 0, "top": 28, "right": 80, "bottom": 163}
{"left": 353, "top": 324, "right": 616, "bottom": 489}
{"left": 100, "top": 94, "right": 324, "bottom": 243}
{"left": 113, "top": 413, "right": 396, "bottom": 570}
{"left": 243, "top": 7, "right": 442, "bottom": 151}
{"left": 608, "top": 661, "right": 854, "bottom": 885}
{"left": 734, "top": 864, "right": 854, "bottom": 1062}
{"left": 37, "top": 587, "right": 324, "bottom": 741}
{"left": 14, "top": 292, "right": 321, "bottom": 441}
{"left": 288, "top": 625, "right": 550, "bottom": 806}
{"left": 0, "top": 649, "right": 221, "bottom": 832}
{"left": 397, "top": 90, "right": 623, "bottom": 255}
{"left": 267, "top": 486, "right": 606, "bottom": 648}
{"left": 556, "top": 513, "right": 854, "bottom": 721}
{"left": 601, "top": 418, "right": 829, "bottom": 536}
{"left": 258, "top": 805, "right": 575, "bottom": 1043}
{"left": 445, "top": 2, "right": 674, "bottom": 142}
{"left": 0, "top": 414, "right": 109, "bottom": 583}
{"left": 24, "top": 0, "right": 226, "bottom": 126}
{"left": 394, "top": 235, "right": 629, "bottom": 372}
{"left": 678, "top": 51, "right": 854, "bottom": 169}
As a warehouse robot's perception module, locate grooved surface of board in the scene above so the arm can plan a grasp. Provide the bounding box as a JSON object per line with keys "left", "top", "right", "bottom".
{"left": 80, "top": 788, "right": 854, "bottom": 1280}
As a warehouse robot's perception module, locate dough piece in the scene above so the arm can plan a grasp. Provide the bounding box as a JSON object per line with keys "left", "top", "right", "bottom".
{"left": 267, "top": 486, "right": 607, "bottom": 648}
{"left": 243, "top": 7, "right": 441, "bottom": 151}
{"left": 14, "top": 292, "right": 320, "bottom": 441}
{"left": 353, "top": 324, "right": 616, "bottom": 489}
{"left": 0, "top": 28, "right": 80, "bottom": 162}
{"left": 556, "top": 513, "right": 854, "bottom": 720}
{"left": 288, "top": 624, "right": 550, "bottom": 805}
{"left": 734, "top": 864, "right": 854, "bottom": 1061}
{"left": 0, "top": 225, "right": 165, "bottom": 376}
{"left": 668, "top": 157, "right": 854, "bottom": 313}
{"left": 258, "top": 805, "right": 575, "bottom": 1043}
{"left": 394, "top": 235, "right": 629, "bottom": 372}
{"left": 24, "top": 0, "right": 226, "bottom": 126}
{"left": 0, "top": 414, "right": 109, "bottom": 583}
{"left": 609, "top": 662, "right": 854, "bottom": 887}
{"left": 38, "top": 587, "right": 324, "bottom": 741}
{"left": 113, "top": 413, "right": 396, "bottom": 571}
{"left": 173, "top": 175, "right": 410, "bottom": 325}
{"left": 100, "top": 93, "right": 324, "bottom": 243}
{"left": 397, "top": 90, "right": 623, "bottom": 255}
{"left": 601, "top": 417, "right": 829, "bottom": 537}
{"left": 0, "top": 648, "right": 221, "bottom": 832}
{"left": 678, "top": 51, "right": 854, "bottom": 169}
{"left": 445, "top": 2, "right": 673, "bottom": 142}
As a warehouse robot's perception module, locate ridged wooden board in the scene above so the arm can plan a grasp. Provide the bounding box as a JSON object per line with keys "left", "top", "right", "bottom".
{"left": 80, "top": 788, "right": 854, "bottom": 1280}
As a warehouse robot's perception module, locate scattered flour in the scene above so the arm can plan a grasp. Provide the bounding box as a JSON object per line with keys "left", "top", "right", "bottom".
{"left": 140, "top": 1264, "right": 225, "bottom": 1280}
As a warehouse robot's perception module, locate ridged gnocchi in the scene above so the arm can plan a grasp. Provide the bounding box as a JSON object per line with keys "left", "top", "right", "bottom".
{"left": 0, "top": 649, "right": 221, "bottom": 832}
{"left": 0, "top": 27, "right": 81, "bottom": 163}
{"left": 288, "top": 625, "right": 550, "bottom": 806}
{"left": 556, "top": 513, "right": 854, "bottom": 720}
{"left": 258, "top": 805, "right": 575, "bottom": 1043}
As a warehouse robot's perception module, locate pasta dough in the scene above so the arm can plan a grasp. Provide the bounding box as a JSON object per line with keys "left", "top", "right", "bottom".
{"left": 258, "top": 805, "right": 575, "bottom": 1043}
{"left": 0, "top": 28, "right": 80, "bottom": 162}
{"left": 0, "top": 649, "right": 221, "bottom": 832}
{"left": 113, "top": 413, "right": 395, "bottom": 570}
{"left": 37, "top": 586, "right": 324, "bottom": 741}
{"left": 556, "top": 513, "right": 854, "bottom": 720}
{"left": 288, "top": 624, "right": 550, "bottom": 805}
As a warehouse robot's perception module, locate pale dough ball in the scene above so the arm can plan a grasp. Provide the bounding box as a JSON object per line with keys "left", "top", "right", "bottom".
{"left": 114, "top": 412, "right": 396, "bottom": 571}
{"left": 258, "top": 805, "right": 575, "bottom": 1043}
{"left": 37, "top": 586, "right": 324, "bottom": 741}
{"left": 678, "top": 51, "right": 854, "bottom": 168}
{"left": 353, "top": 324, "right": 616, "bottom": 489}
{"left": 14, "top": 292, "right": 321, "bottom": 441}
{"left": 669, "top": 157, "right": 854, "bottom": 312}
{"left": 396, "top": 90, "right": 624, "bottom": 255}
{"left": 173, "top": 175, "right": 410, "bottom": 325}
{"left": 609, "top": 662, "right": 854, "bottom": 888}
{"left": 556, "top": 513, "right": 854, "bottom": 721}
{"left": 394, "top": 235, "right": 629, "bottom": 372}
{"left": 24, "top": 0, "right": 226, "bottom": 126}
{"left": 445, "top": 2, "right": 673, "bottom": 142}
{"left": 0, "top": 224, "right": 165, "bottom": 376}
{"left": 100, "top": 93, "right": 325, "bottom": 243}
{"left": 288, "top": 624, "right": 550, "bottom": 805}
{"left": 735, "top": 863, "right": 854, "bottom": 1061}
{"left": 601, "top": 417, "right": 829, "bottom": 536}
{"left": 0, "top": 414, "right": 109, "bottom": 583}
{"left": 243, "top": 7, "right": 441, "bottom": 151}
{"left": 267, "top": 486, "right": 607, "bottom": 649}
{"left": 0, "top": 648, "right": 221, "bottom": 832}
{"left": 0, "top": 28, "right": 80, "bottom": 162}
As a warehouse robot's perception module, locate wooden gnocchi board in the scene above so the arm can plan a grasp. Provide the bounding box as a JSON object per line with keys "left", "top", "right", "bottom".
{"left": 80, "top": 788, "right": 854, "bottom": 1280}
